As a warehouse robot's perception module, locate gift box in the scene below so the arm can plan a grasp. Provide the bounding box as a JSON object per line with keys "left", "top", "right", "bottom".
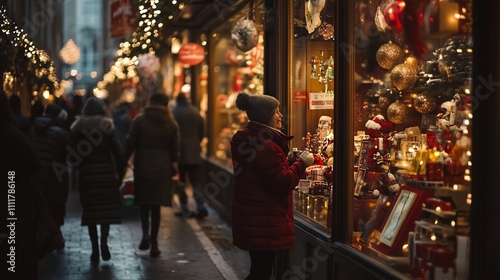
{"left": 425, "top": 247, "right": 455, "bottom": 280}
{"left": 444, "top": 162, "right": 467, "bottom": 187}
{"left": 426, "top": 162, "right": 444, "bottom": 181}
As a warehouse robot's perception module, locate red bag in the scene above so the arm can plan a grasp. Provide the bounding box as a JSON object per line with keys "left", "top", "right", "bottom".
{"left": 120, "top": 179, "right": 135, "bottom": 207}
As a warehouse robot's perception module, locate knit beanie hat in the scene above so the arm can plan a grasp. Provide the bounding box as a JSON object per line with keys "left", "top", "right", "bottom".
{"left": 83, "top": 97, "right": 106, "bottom": 116}
{"left": 44, "top": 103, "right": 67, "bottom": 120}
{"left": 235, "top": 92, "right": 279, "bottom": 124}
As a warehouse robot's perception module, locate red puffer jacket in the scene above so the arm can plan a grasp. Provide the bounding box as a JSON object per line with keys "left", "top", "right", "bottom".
{"left": 231, "top": 121, "right": 307, "bottom": 251}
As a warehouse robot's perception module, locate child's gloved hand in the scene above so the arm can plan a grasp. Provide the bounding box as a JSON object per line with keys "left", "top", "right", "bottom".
{"left": 299, "top": 151, "right": 315, "bottom": 167}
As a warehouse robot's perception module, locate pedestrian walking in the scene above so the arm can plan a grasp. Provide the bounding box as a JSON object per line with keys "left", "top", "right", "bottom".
{"left": 112, "top": 100, "right": 132, "bottom": 150}
{"left": 172, "top": 92, "right": 208, "bottom": 218}
{"left": 0, "top": 90, "right": 41, "bottom": 280}
{"left": 125, "top": 92, "right": 180, "bottom": 258}
{"left": 70, "top": 97, "right": 126, "bottom": 264}
{"left": 8, "top": 94, "right": 31, "bottom": 135}
{"left": 30, "top": 99, "right": 44, "bottom": 125}
{"left": 230, "top": 92, "right": 314, "bottom": 280}
{"left": 27, "top": 103, "right": 70, "bottom": 248}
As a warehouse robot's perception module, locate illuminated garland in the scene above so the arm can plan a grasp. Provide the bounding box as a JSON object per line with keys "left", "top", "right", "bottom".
{"left": 0, "top": 7, "right": 58, "bottom": 94}
{"left": 98, "top": 0, "right": 182, "bottom": 91}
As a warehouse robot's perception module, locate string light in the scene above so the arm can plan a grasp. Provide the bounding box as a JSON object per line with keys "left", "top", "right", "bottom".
{"left": 0, "top": 6, "right": 58, "bottom": 95}
{"left": 97, "top": 0, "right": 183, "bottom": 91}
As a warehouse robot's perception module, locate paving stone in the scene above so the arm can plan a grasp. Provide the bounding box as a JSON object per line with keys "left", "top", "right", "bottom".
{"left": 38, "top": 186, "right": 250, "bottom": 280}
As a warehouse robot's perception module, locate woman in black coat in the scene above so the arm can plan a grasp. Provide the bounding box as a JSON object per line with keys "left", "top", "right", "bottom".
{"left": 70, "top": 97, "right": 125, "bottom": 264}
{"left": 125, "top": 93, "right": 179, "bottom": 258}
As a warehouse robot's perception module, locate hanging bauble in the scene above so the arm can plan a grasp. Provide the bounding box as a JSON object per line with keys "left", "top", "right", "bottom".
{"left": 231, "top": 18, "right": 259, "bottom": 52}
{"left": 387, "top": 101, "right": 408, "bottom": 124}
{"left": 59, "top": 39, "right": 80, "bottom": 65}
{"left": 405, "top": 55, "right": 419, "bottom": 72}
{"left": 378, "top": 95, "right": 392, "bottom": 108}
{"left": 376, "top": 43, "right": 404, "bottom": 70}
{"left": 137, "top": 53, "right": 160, "bottom": 80}
{"left": 413, "top": 93, "right": 437, "bottom": 114}
{"left": 390, "top": 63, "right": 417, "bottom": 90}
{"left": 378, "top": 90, "right": 394, "bottom": 109}
{"left": 318, "top": 22, "right": 334, "bottom": 40}
{"left": 383, "top": 0, "right": 405, "bottom": 31}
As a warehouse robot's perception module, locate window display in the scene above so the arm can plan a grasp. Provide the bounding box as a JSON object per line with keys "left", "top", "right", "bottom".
{"left": 290, "top": 0, "right": 335, "bottom": 231}
{"left": 209, "top": 2, "right": 265, "bottom": 167}
{"left": 350, "top": 0, "right": 472, "bottom": 277}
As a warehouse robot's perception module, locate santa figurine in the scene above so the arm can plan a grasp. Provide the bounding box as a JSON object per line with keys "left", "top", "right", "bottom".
{"left": 365, "top": 114, "right": 393, "bottom": 138}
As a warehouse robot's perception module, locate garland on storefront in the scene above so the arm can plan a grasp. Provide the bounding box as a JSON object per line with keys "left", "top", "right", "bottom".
{"left": 0, "top": 7, "right": 58, "bottom": 95}
{"left": 98, "top": 0, "right": 182, "bottom": 92}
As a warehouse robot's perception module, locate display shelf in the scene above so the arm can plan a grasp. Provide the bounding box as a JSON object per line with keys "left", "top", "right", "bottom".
{"left": 422, "top": 208, "right": 456, "bottom": 218}
{"left": 414, "top": 220, "right": 455, "bottom": 237}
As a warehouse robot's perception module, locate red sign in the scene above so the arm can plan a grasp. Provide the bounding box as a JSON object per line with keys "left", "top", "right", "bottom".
{"left": 293, "top": 90, "right": 307, "bottom": 104}
{"left": 178, "top": 43, "right": 205, "bottom": 66}
{"left": 110, "top": 0, "right": 137, "bottom": 37}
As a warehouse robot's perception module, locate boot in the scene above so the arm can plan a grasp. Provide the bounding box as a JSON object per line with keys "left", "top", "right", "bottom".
{"left": 139, "top": 235, "right": 151, "bottom": 250}
{"left": 150, "top": 239, "right": 161, "bottom": 258}
{"left": 90, "top": 241, "right": 99, "bottom": 264}
{"left": 100, "top": 224, "right": 111, "bottom": 261}
{"left": 89, "top": 225, "right": 100, "bottom": 264}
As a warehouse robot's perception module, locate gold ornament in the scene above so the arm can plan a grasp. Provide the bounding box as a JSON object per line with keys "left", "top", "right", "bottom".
{"left": 378, "top": 95, "right": 392, "bottom": 108}
{"left": 376, "top": 43, "right": 404, "bottom": 70}
{"left": 413, "top": 93, "right": 437, "bottom": 114}
{"left": 387, "top": 101, "right": 408, "bottom": 124}
{"left": 405, "top": 55, "right": 419, "bottom": 72}
{"left": 390, "top": 63, "right": 417, "bottom": 90}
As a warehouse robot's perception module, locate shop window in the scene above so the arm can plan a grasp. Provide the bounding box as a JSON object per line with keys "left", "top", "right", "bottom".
{"left": 351, "top": 0, "right": 472, "bottom": 278}
{"left": 290, "top": 0, "right": 335, "bottom": 232}
{"left": 208, "top": 2, "right": 265, "bottom": 167}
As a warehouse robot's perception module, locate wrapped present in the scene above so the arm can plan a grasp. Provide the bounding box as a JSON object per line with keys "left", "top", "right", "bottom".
{"left": 426, "top": 162, "right": 444, "bottom": 181}
{"left": 306, "top": 165, "right": 330, "bottom": 181}
{"left": 444, "top": 162, "right": 467, "bottom": 187}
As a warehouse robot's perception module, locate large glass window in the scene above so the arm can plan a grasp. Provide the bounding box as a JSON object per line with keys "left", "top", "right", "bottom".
{"left": 290, "top": 0, "right": 335, "bottom": 232}
{"left": 208, "top": 2, "right": 265, "bottom": 167}
{"left": 351, "top": 1, "right": 472, "bottom": 278}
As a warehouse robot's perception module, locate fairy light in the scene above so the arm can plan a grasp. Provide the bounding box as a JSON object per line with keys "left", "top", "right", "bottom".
{"left": 1, "top": 7, "right": 58, "bottom": 94}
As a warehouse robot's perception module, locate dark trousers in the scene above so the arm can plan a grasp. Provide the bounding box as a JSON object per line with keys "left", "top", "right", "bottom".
{"left": 140, "top": 205, "right": 161, "bottom": 240}
{"left": 177, "top": 163, "right": 206, "bottom": 211}
{"left": 88, "top": 224, "right": 110, "bottom": 244}
{"left": 245, "top": 250, "right": 276, "bottom": 280}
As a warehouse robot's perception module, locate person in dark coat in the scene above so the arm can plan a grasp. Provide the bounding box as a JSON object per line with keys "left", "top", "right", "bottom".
{"left": 172, "top": 92, "right": 207, "bottom": 218}
{"left": 230, "top": 92, "right": 314, "bottom": 280}
{"left": 70, "top": 97, "right": 126, "bottom": 264}
{"left": 30, "top": 99, "right": 44, "bottom": 125}
{"left": 9, "top": 94, "right": 31, "bottom": 135}
{"left": 111, "top": 101, "right": 132, "bottom": 150}
{"left": 0, "top": 90, "right": 41, "bottom": 280}
{"left": 125, "top": 92, "right": 180, "bottom": 258}
{"left": 27, "top": 103, "right": 69, "bottom": 248}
